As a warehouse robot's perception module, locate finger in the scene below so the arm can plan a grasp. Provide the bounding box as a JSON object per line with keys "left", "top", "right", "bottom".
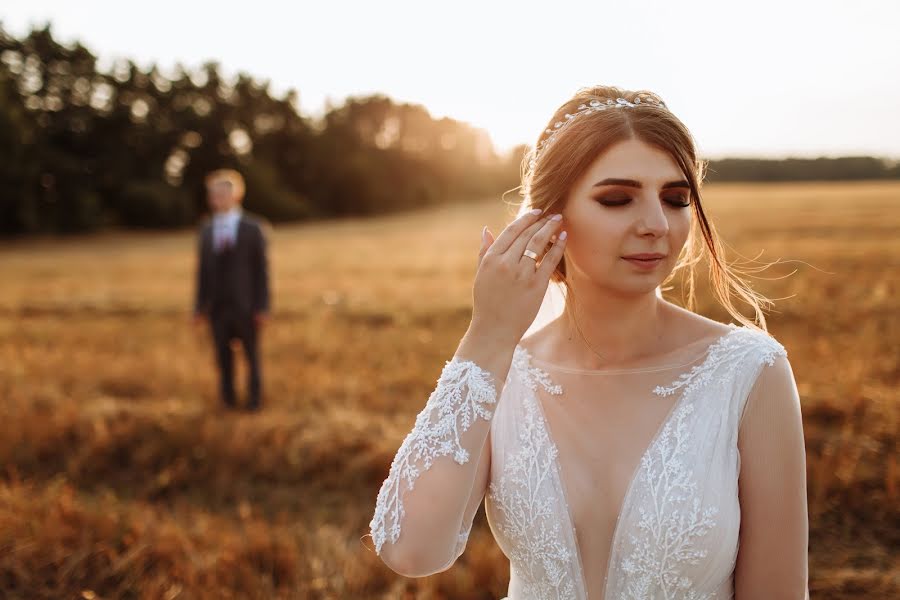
{"left": 537, "top": 230, "right": 567, "bottom": 279}
{"left": 482, "top": 226, "right": 495, "bottom": 249}
{"left": 489, "top": 208, "right": 545, "bottom": 255}
{"left": 498, "top": 215, "right": 550, "bottom": 261}
{"left": 512, "top": 215, "right": 562, "bottom": 263}
{"left": 477, "top": 227, "right": 493, "bottom": 264}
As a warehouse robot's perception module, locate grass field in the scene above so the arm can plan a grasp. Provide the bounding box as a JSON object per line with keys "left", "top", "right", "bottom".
{"left": 0, "top": 181, "right": 897, "bottom": 599}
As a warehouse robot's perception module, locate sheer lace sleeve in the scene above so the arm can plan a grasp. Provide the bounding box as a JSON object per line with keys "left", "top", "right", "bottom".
{"left": 734, "top": 353, "right": 810, "bottom": 599}
{"left": 369, "top": 355, "right": 499, "bottom": 576}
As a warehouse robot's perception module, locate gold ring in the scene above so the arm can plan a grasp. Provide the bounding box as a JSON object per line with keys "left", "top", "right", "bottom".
{"left": 522, "top": 249, "right": 539, "bottom": 261}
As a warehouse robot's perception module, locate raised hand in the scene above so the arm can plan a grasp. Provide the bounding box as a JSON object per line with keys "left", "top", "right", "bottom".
{"left": 471, "top": 208, "right": 567, "bottom": 346}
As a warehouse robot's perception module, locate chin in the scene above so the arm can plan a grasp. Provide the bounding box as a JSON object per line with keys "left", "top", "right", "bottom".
{"left": 591, "top": 275, "right": 662, "bottom": 297}
{"left": 619, "top": 270, "right": 667, "bottom": 291}
{"left": 623, "top": 281, "right": 663, "bottom": 295}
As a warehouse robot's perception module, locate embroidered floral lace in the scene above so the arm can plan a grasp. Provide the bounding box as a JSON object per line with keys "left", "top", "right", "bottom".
{"left": 370, "top": 324, "right": 809, "bottom": 599}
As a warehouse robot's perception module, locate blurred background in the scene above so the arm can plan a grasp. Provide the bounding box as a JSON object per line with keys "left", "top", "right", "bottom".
{"left": 0, "top": 1, "right": 897, "bottom": 598}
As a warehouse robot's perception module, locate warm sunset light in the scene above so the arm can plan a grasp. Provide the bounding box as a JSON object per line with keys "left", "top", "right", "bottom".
{"left": 5, "top": 0, "right": 899, "bottom": 159}
{"left": 2, "top": 2, "right": 897, "bottom": 598}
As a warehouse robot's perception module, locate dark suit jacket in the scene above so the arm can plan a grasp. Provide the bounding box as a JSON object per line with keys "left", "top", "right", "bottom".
{"left": 194, "top": 211, "right": 270, "bottom": 317}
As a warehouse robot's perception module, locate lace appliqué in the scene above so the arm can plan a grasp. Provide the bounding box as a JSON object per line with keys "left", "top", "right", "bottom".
{"left": 618, "top": 398, "right": 720, "bottom": 599}
{"left": 488, "top": 347, "right": 580, "bottom": 600}
{"left": 369, "top": 357, "right": 498, "bottom": 554}
{"left": 614, "top": 326, "right": 786, "bottom": 599}
{"left": 653, "top": 325, "right": 786, "bottom": 398}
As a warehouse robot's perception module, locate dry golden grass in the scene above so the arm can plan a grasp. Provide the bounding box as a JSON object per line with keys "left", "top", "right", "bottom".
{"left": 0, "top": 182, "right": 897, "bottom": 599}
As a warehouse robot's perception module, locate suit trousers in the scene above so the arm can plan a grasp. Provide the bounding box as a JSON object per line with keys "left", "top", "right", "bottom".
{"left": 209, "top": 306, "right": 262, "bottom": 408}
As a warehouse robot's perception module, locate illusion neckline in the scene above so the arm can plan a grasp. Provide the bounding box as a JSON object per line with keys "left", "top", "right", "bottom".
{"left": 514, "top": 321, "right": 746, "bottom": 599}
{"left": 519, "top": 322, "right": 741, "bottom": 375}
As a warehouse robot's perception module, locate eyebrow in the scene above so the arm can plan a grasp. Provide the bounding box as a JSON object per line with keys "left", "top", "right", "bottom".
{"left": 592, "top": 178, "right": 690, "bottom": 190}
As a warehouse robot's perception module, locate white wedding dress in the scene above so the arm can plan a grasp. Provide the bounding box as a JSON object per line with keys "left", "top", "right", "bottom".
{"left": 369, "top": 322, "right": 809, "bottom": 599}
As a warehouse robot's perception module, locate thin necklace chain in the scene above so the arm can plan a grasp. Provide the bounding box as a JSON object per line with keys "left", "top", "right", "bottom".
{"left": 562, "top": 288, "right": 664, "bottom": 365}
{"left": 565, "top": 302, "right": 609, "bottom": 362}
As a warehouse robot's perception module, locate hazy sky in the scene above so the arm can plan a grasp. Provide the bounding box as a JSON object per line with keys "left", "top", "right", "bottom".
{"left": 4, "top": 0, "right": 899, "bottom": 158}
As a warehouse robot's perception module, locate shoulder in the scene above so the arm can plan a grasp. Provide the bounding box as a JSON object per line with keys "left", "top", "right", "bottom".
{"left": 702, "top": 325, "right": 790, "bottom": 396}
{"left": 651, "top": 302, "right": 739, "bottom": 360}
{"left": 665, "top": 299, "right": 787, "bottom": 365}
{"left": 662, "top": 301, "right": 734, "bottom": 344}
{"left": 197, "top": 217, "right": 212, "bottom": 238}
{"left": 240, "top": 212, "right": 272, "bottom": 236}
{"left": 726, "top": 325, "right": 788, "bottom": 366}
{"left": 725, "top": 327, "right": 796, "bottom": 426}
{"left": 737, "top": 345, "right": 801, "bottom": 437}
{"left": 730, "top": 325, "right": 793, "bottom": 384}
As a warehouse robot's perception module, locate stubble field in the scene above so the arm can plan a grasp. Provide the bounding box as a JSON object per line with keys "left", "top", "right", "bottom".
{"left": 0, "top": 181, "right": 897, "bottom": 599}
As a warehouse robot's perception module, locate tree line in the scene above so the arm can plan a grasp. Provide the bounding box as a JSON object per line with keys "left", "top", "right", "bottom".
{"left": 1, "top": 24, "right": 896, "bottom": 236}
{"left": 0, "top": 25, "right": 520, "bottom": 235}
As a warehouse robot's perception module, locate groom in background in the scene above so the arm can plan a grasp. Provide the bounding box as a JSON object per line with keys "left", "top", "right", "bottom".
{"left": 192, "top": 169, "right": 271, "bottom": 411}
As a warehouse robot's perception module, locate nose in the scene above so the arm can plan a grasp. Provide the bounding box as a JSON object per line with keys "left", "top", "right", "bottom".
{"left": 635, "top": 196, "right": 669, "bottom": 238}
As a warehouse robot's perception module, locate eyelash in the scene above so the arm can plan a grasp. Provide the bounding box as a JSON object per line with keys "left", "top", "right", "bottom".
{"left": 596, "top": 196, "right": 691, "bottom": 208}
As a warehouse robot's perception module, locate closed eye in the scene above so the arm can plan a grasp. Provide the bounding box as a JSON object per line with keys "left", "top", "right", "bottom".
{"left": 596, "top": 196, "right": 691, "bottom": 208}
{"left": 667, "top": 197, "right": 691, "bottom": 208}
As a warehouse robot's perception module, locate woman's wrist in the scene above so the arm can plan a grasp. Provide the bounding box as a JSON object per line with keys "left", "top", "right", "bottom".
{"left": 463, "top": 319, "right": 520, "bottom": 352}
{"left": 452, "top": 322, "right": 519, "bottom": 392}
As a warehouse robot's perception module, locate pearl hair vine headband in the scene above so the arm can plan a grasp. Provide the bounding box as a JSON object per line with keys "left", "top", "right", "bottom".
{"left": 528, "top": 96, "right": 668, "bottom": 170}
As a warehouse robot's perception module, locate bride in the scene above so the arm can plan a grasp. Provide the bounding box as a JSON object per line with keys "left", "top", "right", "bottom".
{"left": 367, "top": 86, "right": 810, "bottom": 599}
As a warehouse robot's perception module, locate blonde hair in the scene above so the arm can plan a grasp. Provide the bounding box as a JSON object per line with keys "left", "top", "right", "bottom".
{"left": 518, "top": 85, "right": 777, "bottom": 332}
{"left": 204, "top": 168, "right": 246, "bottom": 201}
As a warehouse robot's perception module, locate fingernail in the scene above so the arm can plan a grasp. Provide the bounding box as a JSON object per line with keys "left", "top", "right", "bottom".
{"left": 530, "top": 208, "right": 542, "bottom": 215}
{"left": 551, "top": 214, "right": 562, "bottom": 221}
{"left": 481, "top": 226, "right": 487, "bottom": 242}
{"left": 559, "top": 231, "right": 568, "bottom": 240}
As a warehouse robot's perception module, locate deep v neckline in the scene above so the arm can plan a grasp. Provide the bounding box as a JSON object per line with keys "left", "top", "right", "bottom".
{"left": 515, "top": 323, "right": 742, "bottom": 599}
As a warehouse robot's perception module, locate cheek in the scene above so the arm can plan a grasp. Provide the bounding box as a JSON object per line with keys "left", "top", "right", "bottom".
{"left": 669, "top": 211, "right": 692, "bottom": 247}
{"left": 562, "top": 213, "right": 622, "bottom": 262}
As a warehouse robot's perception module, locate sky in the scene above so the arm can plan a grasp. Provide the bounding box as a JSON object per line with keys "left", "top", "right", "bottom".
{"left": 3, "top": 0, "right": 899, "bottom": 159}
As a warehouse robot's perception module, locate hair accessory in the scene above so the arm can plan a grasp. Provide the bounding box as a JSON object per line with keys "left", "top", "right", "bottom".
{"left": 529, "top": 96, "right": 668, "bottom": 170}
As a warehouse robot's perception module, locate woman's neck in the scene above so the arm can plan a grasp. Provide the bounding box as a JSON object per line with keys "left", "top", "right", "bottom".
{"left": 552, "top": 287, "right": 671, "bottom": 370}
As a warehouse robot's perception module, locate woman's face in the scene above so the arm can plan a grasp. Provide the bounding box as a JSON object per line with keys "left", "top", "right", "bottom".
{"left": 560, "top": 138, "right": 692, "bottom": 295}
